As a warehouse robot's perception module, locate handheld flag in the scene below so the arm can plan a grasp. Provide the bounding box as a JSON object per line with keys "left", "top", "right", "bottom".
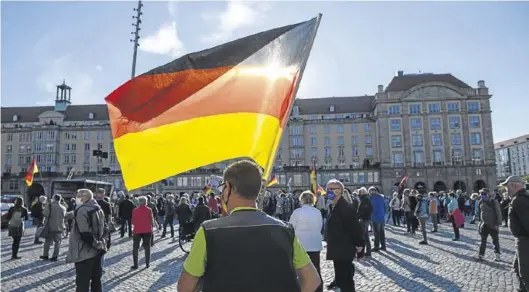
{"left": 266, "top": 176, "right": 278, "bottom": 187}
{"left": 105, "top": 15, "right": 322, "bottom": 190}
{"left": 24, "top": 159, "right": 39, "bottom": 187}
{"left": 310, "top": 161, "right": 318, "bottom": 194}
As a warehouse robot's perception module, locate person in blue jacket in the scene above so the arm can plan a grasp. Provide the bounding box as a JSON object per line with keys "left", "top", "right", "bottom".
{"left": 369, "top": 187, "right": 386, "bottom": 251}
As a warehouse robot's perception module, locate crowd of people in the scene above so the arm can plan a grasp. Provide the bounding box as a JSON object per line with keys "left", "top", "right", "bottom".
{"left": 3, "top": 162, "right": 529, "bottom": 292}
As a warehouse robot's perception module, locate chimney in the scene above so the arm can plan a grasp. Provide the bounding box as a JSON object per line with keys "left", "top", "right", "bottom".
{"left": 377, "top": 85, "right": 384, "bottom": 93}
{"left": 397, "top": 70, "right": 404, "bottom": 77}
{"left": 477, "top": 80, "right": 486, "bottom": 88}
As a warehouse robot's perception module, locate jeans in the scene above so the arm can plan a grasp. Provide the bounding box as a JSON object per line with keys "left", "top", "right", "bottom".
{"left": 514, "top": 238, "right": 529, "bottom": 291}
{"left": 361, "top": 220, "right": 371, "bottom": 255}
{"left": 333, "top": 260, "right": 355, "bottom": 292}
{"left": 133, "top": 233, "right": 152, "bottom": 267}
{"left": 405, "top": 211, "right": 412, "bottom": 232}
{"left": 479, "top": 225, "right": 500, "bottom": 256}
{"left": 308, "top": 251, "right": 323, "bottom": 292}
{"left": 162, "top": 216, "right": 174, "bottom": 237}
{"left": 43, "top": 232, "right": 62, "bottom": 258}
{"left": 75, "top": 254, "right": 103, "bottom": 292}
{"left": 372, "top": 222, "right": 386, "bottom": 249}
{"left": 11, "top": 236, "right": 21, "bottom": 257}
{"left": 120, "top": 217, "right": 132, "bottom": 237}
{"left": 431, "top": 213, "right": 439, "bottom": 230}
{"left": 391, "top": 210, "right": 400, "bottom": 226}
{"left": 418, "top": 217, "right": 428, "bottom": 242}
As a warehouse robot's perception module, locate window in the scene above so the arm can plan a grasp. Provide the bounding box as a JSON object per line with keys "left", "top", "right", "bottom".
{"left": 388, "top": 105, "right": 401, "bottom": 115}
{"left": 290, "top": 136, "right": 303, "bottom": 146}
{"left": 413, "top": 151, "right": 424, "bottom": 164}
{"left": 392, "top": 152, "right": 403, "bottom": 166}
{"left": 391, "top": 135, "right": 402, "bottom": 148}
{"left": 324, "top": 147, "right": 331, "bottom": 157}
{"left": 390, "top": 119, "right": 401, "bottom": 131}
{"left": 36, "top": 132, "right": 44, "bottom": 141}
{"left": 351, "top": 136, "right": 358, "bottom": 145}
{"left": 311, "top": 147, "right": 317, "bottom": 157}
{"left": 337, "top": 125, "right": 344, "bottom": 133}
{"left": 351, "top": 124, "right": 357, "bottom": 133}
{"left": 467, "top": 102, "right": 480, "bottom": 113}
{"left": 431, "top": 134, "right": 443, "bottom": 146}
{"left": 324, "top": 126, "right": 330, "bottom": 134}
{"left": 84, "top": 153, "right": 90, "bottom": 164}
{"left": 109, "top": 142, "right": 114, "bottom": 152}
{"left": 366, "top": 146, "right": 373, "bottom": 157}
{"left": 352, "top": 146, "right": 358, "bottom": 157}
{"left": 471, "top": 133, "right": 482, "bottom": 145}
{"left": 97, "top": 131, "right": 104, "bottom": 141}
{"left": 469, "top": 116, "right": 481, "bottom": 128}
{"left": 9, "top": 180, "right": 19, "bottom": 191}
{"left": 337, "top": 136, "right": 344, "bottom": 145}
{"left": 47, "top": 131, "right": 55, "bottom": 140}
{"left": 84, "top": 132, "right": 90, "bottom": 140}
{"left": 324, "top": 137, "right": 330, "bottom": 146}
{"left": 412, "top": 134, "right": 423, "bottom": 147}
{"left": 472, "top": 149, "right": 483, "bottom": 161}
{"left": 365, "top": 135, "right": 372, "bottom": 145}
{"left": 310, "top": 137, "right": 317, "bottom": 146}
{"left": 451, "top": 134, "right": 462, "bottom": 145}
{"left": 338, "top": 146, "right": 345, "bottom": 157}
{"left": 5, "top": 155, "right": 12, "bottom": 166}
{"left": 428, "top": 103, "right": 441, "bottom": 113}
{"left": 291, "top": 148, "right": 303, "bottom": 158}
{"left": 411, "top": 118, "right": 422, "bottom": 130}
{"left": 292, "top": 106, "right": 299, "bottom": 116}
{"left": 364, "top": 124, "right": 372, "bottom": 132}
{"left": 309, "top": 126, "right": 316, "bottom": 135}
{"left": 452, "top": 149, "right": 463, "bottom": 163}
{"left": 335, "top": 114, "right": 344, "bottom": 119}
{"left": 338, "top": 173, "right": 351, "bottom": 183}
{"left": 7, "top": 133, "right": 13, "bottom": 141}
{"left": 309, "top": 115, "right": 318, "bottom": 120}
{"left": 433, "top": 150, "right": 443, "bottom": 163}
{"left": 409, "top": 104, "right": 421, "bottom": 114}
{"left": 447, "top": 102, "right": 460, "bottom": 113}
{"left": 6, "top": 145, "right": 12, "bottom": 153}
{"left": 449, "top": 116, "right": 461, "bottom": 129}
{"left": 430, "top": 118, "right": 441, "bottom": 130}
{"left": 293, "top": 174, "right": 303, "bottom": 186}
{"left": 290, "top": 125, "right": 303, "bottom": 135}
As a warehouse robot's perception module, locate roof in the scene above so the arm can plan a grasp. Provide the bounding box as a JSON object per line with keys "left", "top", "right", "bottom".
{"left": 1, "top": 104, "right": 109, "bottom": 123}
{"left": 294, "top": 95, "right": 375, "bottom": 115}
{"left": 385, "top": 73, "right": 472, "bottom": 92}
{"left": 494, "top": 134, "right": 529, "bottom": 149}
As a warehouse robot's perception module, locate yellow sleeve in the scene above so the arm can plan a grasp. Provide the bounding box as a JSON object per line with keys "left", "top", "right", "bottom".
{"left": 183, "top": 226, "right": 207, "bottom": 277}
{"left": 292, "top": 235, "right": 311, "bottom": 269}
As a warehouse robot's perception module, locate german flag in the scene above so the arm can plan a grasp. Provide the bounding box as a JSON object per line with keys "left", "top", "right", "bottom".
{"left": 106, "top": 15, "right": 321, "bottom": 190}
{"left": 25, "top": 159, "right": 39, "bottom": 187}
{"left": 266, "top": 176, "right": 278, "bottom": 187}
{"left": 311, "top": 161, "right": 318, "bottom": 194}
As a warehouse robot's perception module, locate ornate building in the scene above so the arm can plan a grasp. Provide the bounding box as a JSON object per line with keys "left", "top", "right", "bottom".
{"left": 1, "top": 72, "right": 497, "bottom": 201}
{"left": 495, "top": 134, "right": 529, "bottom": 180}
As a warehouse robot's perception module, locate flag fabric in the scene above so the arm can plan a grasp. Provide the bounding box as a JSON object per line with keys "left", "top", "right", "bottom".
{"left": 105, "top": 16, "right": 321, "bottom": 190}
{"left": 317, "top": 184, "right": 326, "bottom": 195}
{"left": 203, "top": 185, "right": 212, "bottom": 194}
{"left": 266, "top": 176, "right": 278, "bottom": 187}
{"left": 24, "top": 159, "right": 39, "bottom": 186}
{"left": 399, "top": 175, "right": 409, "bottom": 189}
{"left": 310, "top": 161, "right": 318, "bottom": 194}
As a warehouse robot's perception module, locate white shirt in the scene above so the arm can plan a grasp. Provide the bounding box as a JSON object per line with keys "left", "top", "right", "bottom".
{"left": 289, "top": 204, "right": 323, "bottom": 252}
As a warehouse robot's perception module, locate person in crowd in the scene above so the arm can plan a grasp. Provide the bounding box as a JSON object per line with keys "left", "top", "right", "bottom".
{"left": 131, "top": 196, "right": 155, "bottom": 270}
{"left": 161, "top": 194, "right": 177, "bottom": 238}
{"left": 315, "top": 190, "right": 328, "bottom": 221}
{"left": 177, "top": 197, "right": 193, "bottom": 236}
{"left": 156, "top": 195, "right": 166, "bottom": 230}
{"left": 118, "top": 194, "right": 134, "bottom": 238}
{"left": 447, "top": 192, "right": 461, "bottom": 241}
{"left": 177, "top": 160, "right": 320, "bottom": 292}
{"left": 325, "top": 179, "right": 364, "bottom": 292}
{"left": 357, "top": 187, "right": 373, "bottom": 257}
{"left": 369, "top": 186, "right": 386, "bottom": 252}
{"left": 500, "top": 192, "right": 511, "bottom": 227}
{"left": 415, "top": 192, "right": 430, "bottom": 245}
{"left": 207, "top": 193, "right": 220, "bottom": 217}
{"left": 66, "top": 189, "right": 108, "bottom": 292}
{"left": 40, "top": 194, "right": 67, "bottom": 261}
{"left": 401, "top": 189, "right": 412, "bottom": 232}
{"left": 146, "top": 195, "right": 158, "bottom": 246}
{"left": 31, "top": 196, "right": 46, "bottom": 244}
{"left": 94, "top": 189, "right": 111, "bottom": 272}
{"left": 502, "top": 176, "right": 529, "bottom": 292}
{"left": 6, "top": 197, "right": 29, "bottom": 260}
{"left": 476, "top": 188, "right": 502, "bottom": 261}
{"left": 408, "top": 190, "right": 419, "bottom": 234}
{"left": 456, "top": 190, "right": 466, "bottom": 228}
{"left": 282, "top": 193, "right": 295, "bottom": 222}
{"left": 275, "top": 192, "right": 285, "bottom": 219}
{"left": 389, "top": 192, "right": 401, "bottom": 226}
{"left": 428, "top": 192, "right": 439, "bottom": 232}
{"left": 263, "top": 191, "right": 277, "bottom": 216}
{"left": 290, "top": 191, "right": 324, "bottom": 292}
{"left": 193, "top": 196, "right": 211, "bottom": 231}
{"left": 470, "top": 193, "right": 480, "bottom": 224}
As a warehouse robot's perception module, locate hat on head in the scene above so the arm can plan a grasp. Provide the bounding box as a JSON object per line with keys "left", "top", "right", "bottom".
{"left": 499, "top": 176, "right": 525, "bottom": 186}
{"left": 479, "top": 188, "right": 489, "bottom": 194}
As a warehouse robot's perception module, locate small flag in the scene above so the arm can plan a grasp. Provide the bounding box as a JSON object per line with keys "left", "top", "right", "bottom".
{"left": 317, "top": 184, "right": 326, "bottom": 196}
{"left": 67, "top": 167, "right": 75, "bottom": 180}
{"left": 399, "top": 175, "right": 409, "bottom": 190}
{"left": 105, "top": 15, "right": 322, "bottom": 190}
{"left": 24, "top": 159, "right": 39, "bottom": 187}
{"left": 266, "top": 176, "right": 278, "bottom": 187}
{"left": 310, "top": 161, "right": 318, "bottom": 194}
{"left": 203, "top": 185, "right": 213, "bottom": 195}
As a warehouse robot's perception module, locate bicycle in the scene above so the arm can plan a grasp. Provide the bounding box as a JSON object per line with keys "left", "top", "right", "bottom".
{"left": 178, "top": 221, "right": 195, "bottom": 254}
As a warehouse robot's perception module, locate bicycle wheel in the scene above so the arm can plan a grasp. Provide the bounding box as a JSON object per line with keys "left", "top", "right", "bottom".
{"left": 179, "top": 234, "right": 193, "bottom": 254}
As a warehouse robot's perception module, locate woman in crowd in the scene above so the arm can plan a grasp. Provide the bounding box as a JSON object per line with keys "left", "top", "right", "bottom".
{"left": 389, "top": 192, "right": 401, "bottom": 226}
{"left": 192, "top": 196, "right": 211, "bottom": 231}
{"left": 176, "top": 197, "right": 193, "bottom": 236}
{"left": 131, "top": 196, "right": 155, "bottom": 269}
{"left": 6, "top": 197, "right": 29, "bottom": 260}
{"left": 447, "top": 192, "right": 461, "bottom": 241}
{"left": 500, "top": 192, "right": 511, "bottom": 227}
{"left": 290, "top": 191, "right": 323, "bottom": 292}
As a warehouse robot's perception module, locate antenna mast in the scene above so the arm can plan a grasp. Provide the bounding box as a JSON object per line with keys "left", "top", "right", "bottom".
{"left": 130, "top": 0, "right": 143, "bottom": 79}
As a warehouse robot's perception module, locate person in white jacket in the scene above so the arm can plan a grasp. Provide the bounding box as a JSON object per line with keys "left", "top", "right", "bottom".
{"left": 290, "top": 191, "right": 323, "bottom": 292}
{"left": 389, "top": 192, "right": 401, "bottom": 226}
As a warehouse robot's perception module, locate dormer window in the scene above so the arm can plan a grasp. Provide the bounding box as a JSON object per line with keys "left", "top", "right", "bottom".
{"left": 88, "top": 112, "right": 94, "bottom": 120}
{"left": 329, "top": 105, "right": 335, "bottom": 112}
{"left": 12, "top": 115, "right": 18, "bottom": 122}
{"left": 292, "top": 106, "right": 299, "bottom": 116}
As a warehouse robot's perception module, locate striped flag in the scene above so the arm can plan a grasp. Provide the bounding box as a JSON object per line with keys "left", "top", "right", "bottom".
{"left": 24, "top": 159, "right": 39, "bottom": 186}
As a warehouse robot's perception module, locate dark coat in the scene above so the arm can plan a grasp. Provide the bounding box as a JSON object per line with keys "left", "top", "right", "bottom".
{"left": 325, "top": 197, "right": 364, "bottom": 261}
{"left": 193, "top": 204, "right": 211, "bottom": 230}
{"left": 118, "top": 199, "right": 135, "bottom": 219}
{"left": 176, "top": 204, "right": 192, "bottom": 223}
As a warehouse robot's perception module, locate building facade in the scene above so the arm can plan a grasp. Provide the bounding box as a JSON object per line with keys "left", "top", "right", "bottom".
{"left": 495, "top": 134, "right": 529, "bottom": 180}
{"left": 1, "top": 72, "right": 497, "bottom": 201}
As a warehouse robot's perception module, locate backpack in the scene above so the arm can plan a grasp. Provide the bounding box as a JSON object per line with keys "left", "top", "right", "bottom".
{"left": 8, "top": 209, "right": 23, "bottom": 228}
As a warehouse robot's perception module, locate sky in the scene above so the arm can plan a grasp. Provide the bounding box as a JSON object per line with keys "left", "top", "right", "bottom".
{"left": 1, "top": 1, "right": 528, "bottom": 143}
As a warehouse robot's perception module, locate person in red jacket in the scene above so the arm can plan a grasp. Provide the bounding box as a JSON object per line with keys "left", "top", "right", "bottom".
{"left": 131, "top": 196, "right": 155, "bottom": 270}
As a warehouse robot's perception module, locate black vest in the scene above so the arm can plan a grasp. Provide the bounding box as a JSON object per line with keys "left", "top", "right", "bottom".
{"left": 202, "top": 209, "right": 301, "bottom": 292}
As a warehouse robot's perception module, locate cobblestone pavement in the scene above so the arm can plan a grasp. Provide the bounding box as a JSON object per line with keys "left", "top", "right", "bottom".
{"left": 1, "top": 218, "right": 519, "bottom": 292}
